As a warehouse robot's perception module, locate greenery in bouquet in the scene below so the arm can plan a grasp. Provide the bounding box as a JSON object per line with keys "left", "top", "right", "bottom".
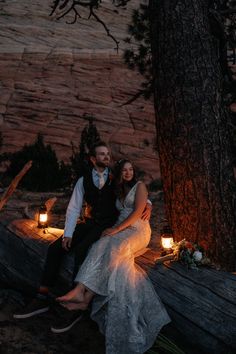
{"left": 172, "top": 239, "right": 211, "bottom": 269}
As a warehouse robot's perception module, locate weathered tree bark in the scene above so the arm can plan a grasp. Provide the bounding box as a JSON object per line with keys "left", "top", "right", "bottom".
{"left": 150, "top": 0, "right": 236, "bottom": 270}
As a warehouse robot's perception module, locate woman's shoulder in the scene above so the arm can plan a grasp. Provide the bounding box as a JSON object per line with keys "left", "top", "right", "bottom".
{"left": 135, "top": 181, "right": 147, "bottom": 192}
{"left": 136, "top": 180, "right": 146, "bottom": 187}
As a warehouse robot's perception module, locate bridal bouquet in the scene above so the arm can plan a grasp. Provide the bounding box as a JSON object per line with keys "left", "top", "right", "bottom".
{"left": 172, "top": 239, "right": 210, "bottom": 269}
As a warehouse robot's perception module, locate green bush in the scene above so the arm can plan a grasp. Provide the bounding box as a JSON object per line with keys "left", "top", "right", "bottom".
{"left": 5, "top": 134, "right": 71, "bottom": 192}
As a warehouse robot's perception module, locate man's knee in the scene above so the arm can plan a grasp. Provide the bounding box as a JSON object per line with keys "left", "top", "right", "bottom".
{"left": 48, "top": 236, "right": 64, "bottom": 254}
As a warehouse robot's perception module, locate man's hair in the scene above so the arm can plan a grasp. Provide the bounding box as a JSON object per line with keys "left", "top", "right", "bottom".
{"left": 89, "top": 141, "right": 108, "bottom": 157}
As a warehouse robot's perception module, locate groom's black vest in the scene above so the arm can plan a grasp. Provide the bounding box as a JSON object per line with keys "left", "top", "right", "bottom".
{"left": 83, "top": 171, "right": 118, "bottom": 227}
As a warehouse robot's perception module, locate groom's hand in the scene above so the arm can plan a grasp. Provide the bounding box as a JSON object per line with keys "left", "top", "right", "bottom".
{"left": 141, "top": 203, "right": 152, "bottom": 221}
{"left": 62, "top": 236, "right": 72, "bottom": 251}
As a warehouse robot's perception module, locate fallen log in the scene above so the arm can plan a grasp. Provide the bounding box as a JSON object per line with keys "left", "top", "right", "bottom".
{"left": 0, "top": 161, "right": 32, "bottom": 211}
{"left": 0, "top": 219, "right": 73, "bottom": 293}
{"left": 45, "top": 197, "right": 57, "bottom": 213}
{"left": 0, "top": 220, "right": 235, "bottom": 353}
{"left": 137, "top": 251, "right": 236, "bottom": 354}
{"left": 24, "top": 197, "right": 58, "bottom": 221}
{"left": 23, "top": 205, "right": 35, "bottom": 220}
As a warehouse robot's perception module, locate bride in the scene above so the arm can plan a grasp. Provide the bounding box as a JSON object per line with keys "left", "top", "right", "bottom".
{"left": 57, "top": 159, "right": 170, "bottom": 354}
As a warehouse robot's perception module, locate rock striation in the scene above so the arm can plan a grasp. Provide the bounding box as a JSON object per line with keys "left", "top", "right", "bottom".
{"left": 0, "top": 0, "right": 159, "bottom": 182}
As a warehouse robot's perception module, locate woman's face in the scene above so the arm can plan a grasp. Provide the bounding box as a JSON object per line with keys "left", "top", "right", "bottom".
{"left": 121, "top": 162, "right": 134, "bottom": 182}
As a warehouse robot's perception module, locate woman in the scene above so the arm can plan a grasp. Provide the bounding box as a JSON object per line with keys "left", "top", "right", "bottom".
{"left": 57, "top": 160, "right": 170, "bottom": 354}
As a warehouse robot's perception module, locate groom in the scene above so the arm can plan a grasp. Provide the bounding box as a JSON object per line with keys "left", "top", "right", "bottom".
{"left": 13, "top": 141, "right": 151, "bottom": 332}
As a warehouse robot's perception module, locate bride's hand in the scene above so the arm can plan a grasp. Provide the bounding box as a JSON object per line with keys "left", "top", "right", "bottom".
{"left": 101, "top": 227, "right": 117, "bottom": 237}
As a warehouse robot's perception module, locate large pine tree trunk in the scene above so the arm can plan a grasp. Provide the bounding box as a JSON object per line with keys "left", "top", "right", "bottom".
{"left": 150, "top": 0, "right": 236, "bottom": 270}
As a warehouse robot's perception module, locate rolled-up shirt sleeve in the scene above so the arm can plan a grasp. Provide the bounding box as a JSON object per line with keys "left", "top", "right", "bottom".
{"left": 63, "top": 177, "right": 84, "bottom": 238}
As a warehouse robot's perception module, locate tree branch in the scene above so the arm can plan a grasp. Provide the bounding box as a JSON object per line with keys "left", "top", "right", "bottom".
{"left": 0, "top": 161, "right": 32, "bottom": 211}
{"left": 89, "top": 5, "right": 119, "bottom": 51}
{"left": 50, "top": 0, "right": 123, "bottom": 49}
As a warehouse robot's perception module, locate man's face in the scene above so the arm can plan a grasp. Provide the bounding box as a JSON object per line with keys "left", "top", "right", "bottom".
{"left": 92, "top": 146, "right": 110, "bottom": 168}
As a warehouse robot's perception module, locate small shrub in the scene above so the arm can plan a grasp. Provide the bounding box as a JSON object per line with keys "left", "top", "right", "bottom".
{"left": 5, "top": 134, "right": 71, "bottom": 192}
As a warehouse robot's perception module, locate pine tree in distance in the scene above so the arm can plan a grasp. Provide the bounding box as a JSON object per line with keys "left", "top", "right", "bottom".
{"left": 70, "top": 115, "right": 101, "bottom": 184}
{"left": 123, "top": 2, "right": 152, "bottom": 103}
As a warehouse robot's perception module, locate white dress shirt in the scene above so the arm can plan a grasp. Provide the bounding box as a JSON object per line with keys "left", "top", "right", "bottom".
{"left": 63, "top": 168, "right": 109, "bottom": 238}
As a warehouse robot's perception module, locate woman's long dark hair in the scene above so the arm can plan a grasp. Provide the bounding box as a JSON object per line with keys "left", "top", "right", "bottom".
{"left": 114, "top": 159, "right": 137, "bottom": 200}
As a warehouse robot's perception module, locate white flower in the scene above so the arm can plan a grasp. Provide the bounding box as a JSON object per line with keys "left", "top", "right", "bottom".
{"left": 193, "top": 250, "right": 203, "bottom": 262}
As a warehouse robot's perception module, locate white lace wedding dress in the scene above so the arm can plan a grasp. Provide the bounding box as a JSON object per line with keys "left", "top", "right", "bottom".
{"left": 75, "top": 182, "right": 170, "bottom": 354}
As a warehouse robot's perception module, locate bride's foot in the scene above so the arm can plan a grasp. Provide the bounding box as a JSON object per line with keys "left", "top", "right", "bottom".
{"left": 56, "top": 285, "right": 85, "bottom": 304}
{"left": 60, "top": 301, "right": 89, "bottom": 311}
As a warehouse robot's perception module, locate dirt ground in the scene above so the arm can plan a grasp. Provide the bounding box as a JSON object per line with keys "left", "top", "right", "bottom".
{"left": 0, "top": 189, "right": 167, "bottom": 354}
{"left": 0, "top": 291, "right": 105, "bottom": 354}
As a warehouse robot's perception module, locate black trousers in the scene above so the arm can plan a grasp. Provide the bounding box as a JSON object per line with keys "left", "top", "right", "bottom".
{"left": 41, "top": 219, "right": 109, "bottom": 287}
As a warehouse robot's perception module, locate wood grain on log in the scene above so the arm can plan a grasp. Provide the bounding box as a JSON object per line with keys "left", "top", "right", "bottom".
{"left": 7, "top": 219, "right": 62, "bottom": 244}
{"left": 0, "top": 219, "right": 65, "bottom": 292}
{"left": 45, "top": 197, "right": 57, "bottom": 213}
{"left": 137, "top": 254, "right": 236, "bottom": 353}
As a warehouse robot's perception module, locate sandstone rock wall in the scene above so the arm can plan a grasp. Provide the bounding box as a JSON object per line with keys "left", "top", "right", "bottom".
{"left": 0, "top": 0, "right": 159, "bottom": 182}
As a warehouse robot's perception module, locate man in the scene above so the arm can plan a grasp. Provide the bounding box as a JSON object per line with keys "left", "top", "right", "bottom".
{"left": 13, "top": 141, "right": 151, "bottom": 333}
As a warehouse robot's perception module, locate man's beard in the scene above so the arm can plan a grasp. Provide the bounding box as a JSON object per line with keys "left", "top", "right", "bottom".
{"left": 96, "top": 160, "right": 109, "bottom": 168}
